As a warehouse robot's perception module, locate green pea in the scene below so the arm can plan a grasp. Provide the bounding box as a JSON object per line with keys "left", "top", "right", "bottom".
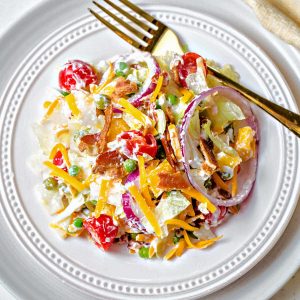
{"left": 138, "top": 246, "right": 149, "bottom": 259}
{"left": 73, "top": 218, "right": 83, "bottom": 228}
{"left": 167, "top": 94, "right": 178, "bottom": 105}
{"left": 68, "top": 165, "right": 81, "bottom": 177}
{"left": 115, "top": 70, "right": 126, "bottom": 77}
{"left": 118, "top": 62, "right": 128, "bottom": 71}
{"left": 43, "top": 177, "right": 58, "bottom": 190}
{"left": 95, "top": 94, "right": 110, "bottom": 110}
{"left": 123, "top": 159, "right": 137, "bottom": 173}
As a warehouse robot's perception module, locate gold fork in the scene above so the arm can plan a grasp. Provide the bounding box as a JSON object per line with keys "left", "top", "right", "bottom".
{"left": 88, "top": 0, "right": 300, "bottom": 138}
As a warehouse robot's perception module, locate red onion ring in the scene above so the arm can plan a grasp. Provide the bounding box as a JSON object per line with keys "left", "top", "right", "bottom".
{"left": 180, "top": 86, "right": 258, "bottom": 207}
{"left": 121, "top": 193, "right": 145, "bottom": 232}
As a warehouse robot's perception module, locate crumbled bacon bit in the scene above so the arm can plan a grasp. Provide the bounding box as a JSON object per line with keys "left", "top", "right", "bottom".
{"left": 165, "top": 106, "right": 176, "bottom": 124}
{"left": 97, "top": 104, "right": 113, "bottom": 154}
{"left": 152, "top": 71, "right": 169, "bottom": 87}
{"left": 161, "top": 135, "right": 177, "bottom": 170}
{"left": 111, "top": 77, "right": 138, "bottom": 100}
{"left": 157, "top": 171, "right": 190, "bottom": 190}
{"left": 170, "top": 66, "right": 181, "bottom": 86}
{"left": 92, "top": 150, "right": 126, "bottom": 178}
{"left": 199, "top": 137, "right": 218, "bottom": 172}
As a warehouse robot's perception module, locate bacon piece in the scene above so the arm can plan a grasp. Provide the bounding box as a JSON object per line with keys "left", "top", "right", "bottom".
{"left": 92, "top": 150, "right": 126, "bottom": 178}
{"left": 152, "top": 71, "right": 169, "bottom": 87}
{"left": 158, "top": 171, "right": 190, "bottom": 190}
{"left": 111, "top": 77, "right": 138, "bottom": 100}
{"left": 199, "top": 137, "right": 218, "bottom": 172}
{"left": 81, "top": 133, "right": 100, "bottom": 145}
{"left": 165, "top": 106, "right": 176, "bottom": 124}
{"left": 170, "top": 66, "right": 181, "bottom": 86}
{"left": 97, "top": 104, "right": 113, "bottom": 154}
{"left": 161, "top": 135, "right": 177, "bottom": 170}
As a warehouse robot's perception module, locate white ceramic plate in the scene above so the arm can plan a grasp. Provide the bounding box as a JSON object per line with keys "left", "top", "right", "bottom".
{"left": 0, "top": 1, "right": 299, "bottom": 299}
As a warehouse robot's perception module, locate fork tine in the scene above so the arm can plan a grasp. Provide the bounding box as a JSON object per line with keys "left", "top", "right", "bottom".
{"left": 103, "top": 0, "right": 150, "bottom": 32}
{"left": 92, "top": 1, "right": 146, "bottom": 40}
{"left": 119, "top": 0, "right": 162, "bottom": 26}
{"left": 88, "top": 8, "right": 145, "bottom": 50}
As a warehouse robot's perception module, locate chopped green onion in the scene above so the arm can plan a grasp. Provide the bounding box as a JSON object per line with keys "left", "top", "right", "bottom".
{"left": 155, "top": 100, "right": 161, "bottom": 109}
{"left": 57, "top": 89, "right": 70, "bottom": 97}
{"left": 204, "top": 178, "right": 213, "bottom": 189}
{"left": 73, "top": 218, "right": 83, "bottom": 228}
{"left": 187, "top": 231, "right": 198, "bottom": 240}
{"left": 123, "top": 159, "right": 137, "bottom": 173}
{"left": 130, "top": 233, "right": 138, "bottom": 240}
{"left": 95, "top": 94, "right": 110, "bottom": 110}
{"left": 221, "top": 172, "right": 232, "bottom": 180}
{"left": 91, "top": 200, "right": 98, "bottom": 205}
{"left": 43, "top": 177, "right": 58, "bottom": 190}
{"left": 167, "top": 94, "right": 178, "bottom": 105}
{"left": 173, "top": 235, "right": 182, "bottom": 244}
{"left": 155, "top": 140, "right": 166, "bottom": 159}
{"left": 138, "top": 246, "right": 150, "bottom": 259}
{"left": 68, "top": 165, "right": 81, "bottom": 177}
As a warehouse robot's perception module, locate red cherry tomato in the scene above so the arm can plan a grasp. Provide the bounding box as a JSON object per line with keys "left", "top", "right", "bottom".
{"left": 118, "top": 130, "right": 157, "bottom": 158}
{"left": 83, "top": 215, "right": 118, "bottom": 251}
{"left": 59, "top": 59, "right": 99, "bottom": 92}
{"left": 53, "top": 151, "right": 68, "bottom": 172}
{"left": 177, "top": 52, "right": 207, "bottom": 87}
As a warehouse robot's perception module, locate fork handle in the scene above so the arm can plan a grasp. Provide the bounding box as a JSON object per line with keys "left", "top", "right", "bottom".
{"left": 208, "top": 66, "right": 300, "bottom": 138}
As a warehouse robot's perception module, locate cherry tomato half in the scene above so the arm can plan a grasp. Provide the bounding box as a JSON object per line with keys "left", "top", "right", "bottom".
{"left": 118, "top": 130, "right": 157, "bottom": 158}
{"left": 83, "top": 215, "right": 118, "bottom": 251}
{"left": 177, "top": 52, "right": 207, "bottom": 87}
{"left": 59, "top": 59, "right": 99, "bottom": 92}
{"left": 53, "top": 151, "right": 68, "bottom": 172}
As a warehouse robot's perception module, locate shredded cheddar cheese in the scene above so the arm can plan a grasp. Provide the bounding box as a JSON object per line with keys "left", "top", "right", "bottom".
{"left": 64, "top": 93, "right": 80, "bottom": 117}
{"left": 49, "top": 143, "right": 71, "bottom": 168}
{"left": 93, "top": 62, "right": 114, "bottom": 94}
{"left": 119, "top": 98, "right": 155, "bottom": 129}
{"left": 212, "top": 173, "right": 230, "bottom": 193}
{"left": 182, "top": 187, "right": 216, "bottom": 213}
{"left": 176, "top": 239, "right": 186, "bottom": 257}
{"left": 180, "top": 88, "right": 194, "bottom": 103}
{"left": 43, "top": 98, "right": 59, "bottom": 119}
{"left": 137, "top": 155, "right": 153, "bottom": 207}
{"left": 95, "top": 179, "right": 111, "bottom": 218}
{"left": 128, "top": 185, "right": 162, "bottom": 237}
{"left": 165, "top": 219, "right": 199, "bottom": 231}
{"left": 164, "top": 246, "right": 178, "bottom": 260}
{"left": 44, "top": 161, "right": 87, "bottom": 192}
{"left": 150, "top": 75, "right": 164, "bottom": 103}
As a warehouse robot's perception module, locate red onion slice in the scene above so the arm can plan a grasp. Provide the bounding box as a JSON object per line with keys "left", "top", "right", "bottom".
{"left": 100, "top": 51, "right": 161, "bottom": 107}
{"left": 121, "top": 193, "right": 145, "bottom": 232}
{"left": 180, "top": 86, "right": 258, "bottom": 207}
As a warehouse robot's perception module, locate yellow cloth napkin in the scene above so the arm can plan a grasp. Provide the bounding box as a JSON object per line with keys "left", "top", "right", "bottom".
{"left": 245, "top": 0, "right": 300, "bottom": 49}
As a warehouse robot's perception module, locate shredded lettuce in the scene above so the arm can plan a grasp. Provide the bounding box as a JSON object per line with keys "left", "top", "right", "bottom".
{"left": 203, "top": 120, "right": 238, "bottom": 156}
{"left": 207, "top": 97, "right": 245, "bottom": 130}
{"left": 53, "top": 193, "right": 85, "bottom": 223}
{"left": 188, "top": 111, "right": 201, "bottom": 140}
{"left": 155, "top": 109, "right": 167, "bottom": 135}
{"left": 155, "top": 191, "right": 190, "bottom": 225}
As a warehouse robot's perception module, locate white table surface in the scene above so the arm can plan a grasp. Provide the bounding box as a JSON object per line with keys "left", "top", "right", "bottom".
{"left": 0, "top": 0, "right": 299, "bottom": 299}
